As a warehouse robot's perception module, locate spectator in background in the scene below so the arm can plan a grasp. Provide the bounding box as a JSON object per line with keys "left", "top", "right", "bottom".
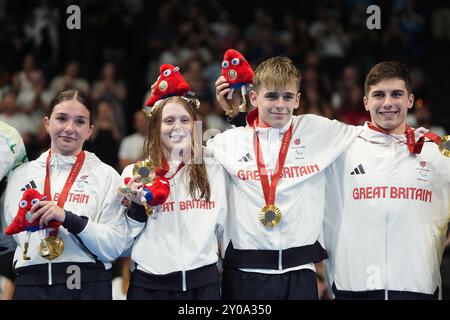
{"left": 23, "top": 0, "right": 60, "bottom": 69}
{"left": 0, "top": 66, "right": 11, "bottom": 101}
{"left": 409, "top": 103, "right": 446, "bottom": 136}
{"left": 299, "top": 86, "right": 334, "bottom": 119}
{"left": 15, "top": 70, "right": 53, "bottom": 131}
{"left": 85, "top": 100, "right": 122, "bottom": 170}
{"left": 49, "top": 61, "right": 90, "bottom": 97}
{"left": 0, "top": 91, "right": 34, "bottom": 146}
{"left": 335, "top": 85, "right": 370, "bottom": 125}
{"left": 11, "top": 53, "right": 39, "bottom": 97}
{"left": 118, "top": 110, "right": 149, "bottom": 171}
{"left": 91, "top": 62, "right": 127, "bottom": 135}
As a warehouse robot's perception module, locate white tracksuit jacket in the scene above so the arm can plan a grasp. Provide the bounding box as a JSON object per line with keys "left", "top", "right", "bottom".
{"left": 3, "top": 150, "right": 128, "bottom": 274}
{"left": 206, "top": 111, "right": 362, "bottom": 273}
{"left": 0, "top": 120, "right": 27, "bottom": 180}
{"left": 324, "top": 123, "right": 450, "bottom": 296}
{"left": 0, "top": 120, "right": 27, "bottom": 252}
{"left": 123, "top": 158, "right": 228, "bottom": 279}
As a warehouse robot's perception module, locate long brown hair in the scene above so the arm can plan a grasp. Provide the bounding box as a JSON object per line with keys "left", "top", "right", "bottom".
{"left": 144, "top": 96, "right": 211, "bottom": 201}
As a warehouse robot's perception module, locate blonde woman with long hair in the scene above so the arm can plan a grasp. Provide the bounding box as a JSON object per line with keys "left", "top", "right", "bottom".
{"left": 121, "top": 65, "right": 228, "bottom": 300}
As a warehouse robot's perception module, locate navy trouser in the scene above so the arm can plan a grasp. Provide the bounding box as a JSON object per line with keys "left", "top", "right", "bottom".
{"left": 222, "top": 268, "right": 318, "bottom": 300}
{"left": 127, "top": 263, "right": 221, "bottom": 300}
{"left": 332, "top": 283, "right": 439, "bottom": 300}
{"left": 13, "top": 261, "right": 112, "bottom": 300}
{"left": 127, "top": 280, "right": 221, "bottom": 300}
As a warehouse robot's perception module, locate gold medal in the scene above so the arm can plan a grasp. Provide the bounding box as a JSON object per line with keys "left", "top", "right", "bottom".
{"left": 158, "top": 80, "right": 168, "bottom": 91}
{"left": 259, "top": 205, "right": 282, "bottom": 228}
{"left": 132, "top": 159, "right": 155, "bottom": 184}
{"left": 439, "top": 135, "right": 450, "bottom": 157}
{"left": 40, "top": 236, "right": 64, "bottom": 260}
{"left": 228, "top": 69, "right": 237, "bottom": 80}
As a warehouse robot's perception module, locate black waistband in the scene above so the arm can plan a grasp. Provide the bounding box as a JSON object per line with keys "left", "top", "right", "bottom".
{"left": 132, "top": 263, "right": 219, "bottom": 291}
{"left": 15, "top": 261, "right": 111, "bottom": 286}
{"left": 222, "top": 240, "right": 328, "bottom": 270}
{"left": 332, "top": 283, "right": 439, "bottom": 300}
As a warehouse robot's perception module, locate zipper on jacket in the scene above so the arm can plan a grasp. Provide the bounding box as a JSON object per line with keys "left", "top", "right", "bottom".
{"left": 384, "top": 136, "right": 395, "bottom": 300}
{"left": 48, "top": 261, "right": 52, "bottom": 285}
{"left": 174, "top": 179, "right": 187, "bottom": 292}
{"left": 182, "top": 270, "right": 186, "bottom": 291}
{"left": 278, "top": 250, "right": 282, "bottom": 270}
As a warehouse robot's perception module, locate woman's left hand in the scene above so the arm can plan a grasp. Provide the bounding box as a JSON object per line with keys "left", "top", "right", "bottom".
{"left": 28, "top": 201, "right": 66, "bottom": 228}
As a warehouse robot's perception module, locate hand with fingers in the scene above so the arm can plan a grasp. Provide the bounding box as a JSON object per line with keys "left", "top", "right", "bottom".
{"left": 5, "top": 189, "right": 61, "bottom": 236}
{"left": 28, "top": 200, "right": 66, "bottom": 229}
{"left": 215, "top": 76, "right": 245, "bottom": 118}
{"left": 123, "top": 175, "right": 146, "bottom": 205}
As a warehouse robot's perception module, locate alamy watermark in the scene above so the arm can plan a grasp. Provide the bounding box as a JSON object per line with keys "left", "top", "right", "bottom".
{"left": 66, "top": 5, "right": 81, "bottom": 30}
{"left": 66, "top": 265, "right": 81, "bottom": 290}
{"left": 366, "top": 5, "right": 381, "bottom": 30}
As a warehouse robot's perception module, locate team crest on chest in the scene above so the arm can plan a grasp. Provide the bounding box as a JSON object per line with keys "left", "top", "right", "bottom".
{"left": 291, "top": 137, "right": 305, "bottom": 159}
{"left": 73, "top": 175, "right": 89, "bottom": 193}
{"left": 415, "top": 160, "right": 430, "bottom": 182}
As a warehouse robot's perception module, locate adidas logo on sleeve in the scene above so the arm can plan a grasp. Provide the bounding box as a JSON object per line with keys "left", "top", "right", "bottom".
{"left": 350, "top": 164, "right": 366, "bottom": 175}
{"left": 238, "top": 153, "right": 254, "bottom": 162}
{"left": 20, "top": 180, "right": 37, "bottom": 191}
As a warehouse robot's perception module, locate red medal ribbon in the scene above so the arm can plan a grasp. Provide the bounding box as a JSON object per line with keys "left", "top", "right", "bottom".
{"left": 44, "top": 149, "right": 85, "bottom": 236}
{"left": 368, "top": 122, "right": 441, "bottom": 155}
{"left": 161, "top": 158, "right": 185, "bottom": 180}
{"left": 252, "top": 121, "right": 293, "bottom": 206}
{"left": 405, "top": 125, "right": 441, "bottom": 154}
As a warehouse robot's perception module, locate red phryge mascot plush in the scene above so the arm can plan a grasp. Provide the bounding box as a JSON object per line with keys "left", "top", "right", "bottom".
{"left": 120, "top": 164, "right": 171, "bottom": 216}
{"left": 221, "top": 49, "right": 254, "bottom": 105}
{"left": 145, "top": 64, "right": 191, "bottom": 108}
{"left": 123, "top": 172, "right": 170, "bottom": 207}
{"left": 5, "top": 189, "right": 60, "bottom": 260}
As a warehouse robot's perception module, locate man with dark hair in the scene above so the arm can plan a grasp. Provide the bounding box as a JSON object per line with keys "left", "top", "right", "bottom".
{"left": 324, "top": 61, "right": 450, "bottom": 299}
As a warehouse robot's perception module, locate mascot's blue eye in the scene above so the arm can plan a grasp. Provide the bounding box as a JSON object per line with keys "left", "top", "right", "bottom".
{"left": 222, "top": 61, "right": 229, "bottom": 68}
{"left": 231, "top": 58, "right": 240, "bottom": 66}
{"left": 163, "top": 69, "right": 171, "bottom": 77}
{"left": 19, "top": 200, "right": 27, "bottom": 208}
{"left": 31, "top": 198, "right": 39, "bottom": 205}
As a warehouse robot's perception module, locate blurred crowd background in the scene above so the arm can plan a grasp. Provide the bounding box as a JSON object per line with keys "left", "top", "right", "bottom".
{"left": 0, "top": 0, "right": 449, "bottom": 299}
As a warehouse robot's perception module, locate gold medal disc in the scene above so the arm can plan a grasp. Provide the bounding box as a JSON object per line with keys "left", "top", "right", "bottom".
{"left": 158, "top": 80, "right": 168, "bottom": 92}
{"left": 40, "top": 236, "right": 64, "bottom": 260}
{"left": 259, "top": 205, "right": 282, "bottom": 228}
{"left": 439, "top": 135, "right": 450, "bottom": 157}
{"left": 228, "top": 69, "right": 237, "bottom": 80}
{"left": 132, "top": 159, "right": 155, "bottom": 184}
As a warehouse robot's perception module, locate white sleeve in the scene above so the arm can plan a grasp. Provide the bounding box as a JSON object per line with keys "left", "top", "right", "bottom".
{"left": 76, "top": 169, "right": 129, "bottom": 262}
{"left": 0, "top": 136, "right": 15, "bottom": 179}
{"left": 307, "top": 115, "right": 362, "bottom": 170}
{"left": 0, "top": 124, "right": 27, "bottom": 178}
{"left": 204, "top": 129, "right": 232, "bottom": 165}
{"left": 125, "top": 213, "right": 146, "bottom": 239}
{"left": 212, "top": 163, "right": 229, "bottom": 244}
